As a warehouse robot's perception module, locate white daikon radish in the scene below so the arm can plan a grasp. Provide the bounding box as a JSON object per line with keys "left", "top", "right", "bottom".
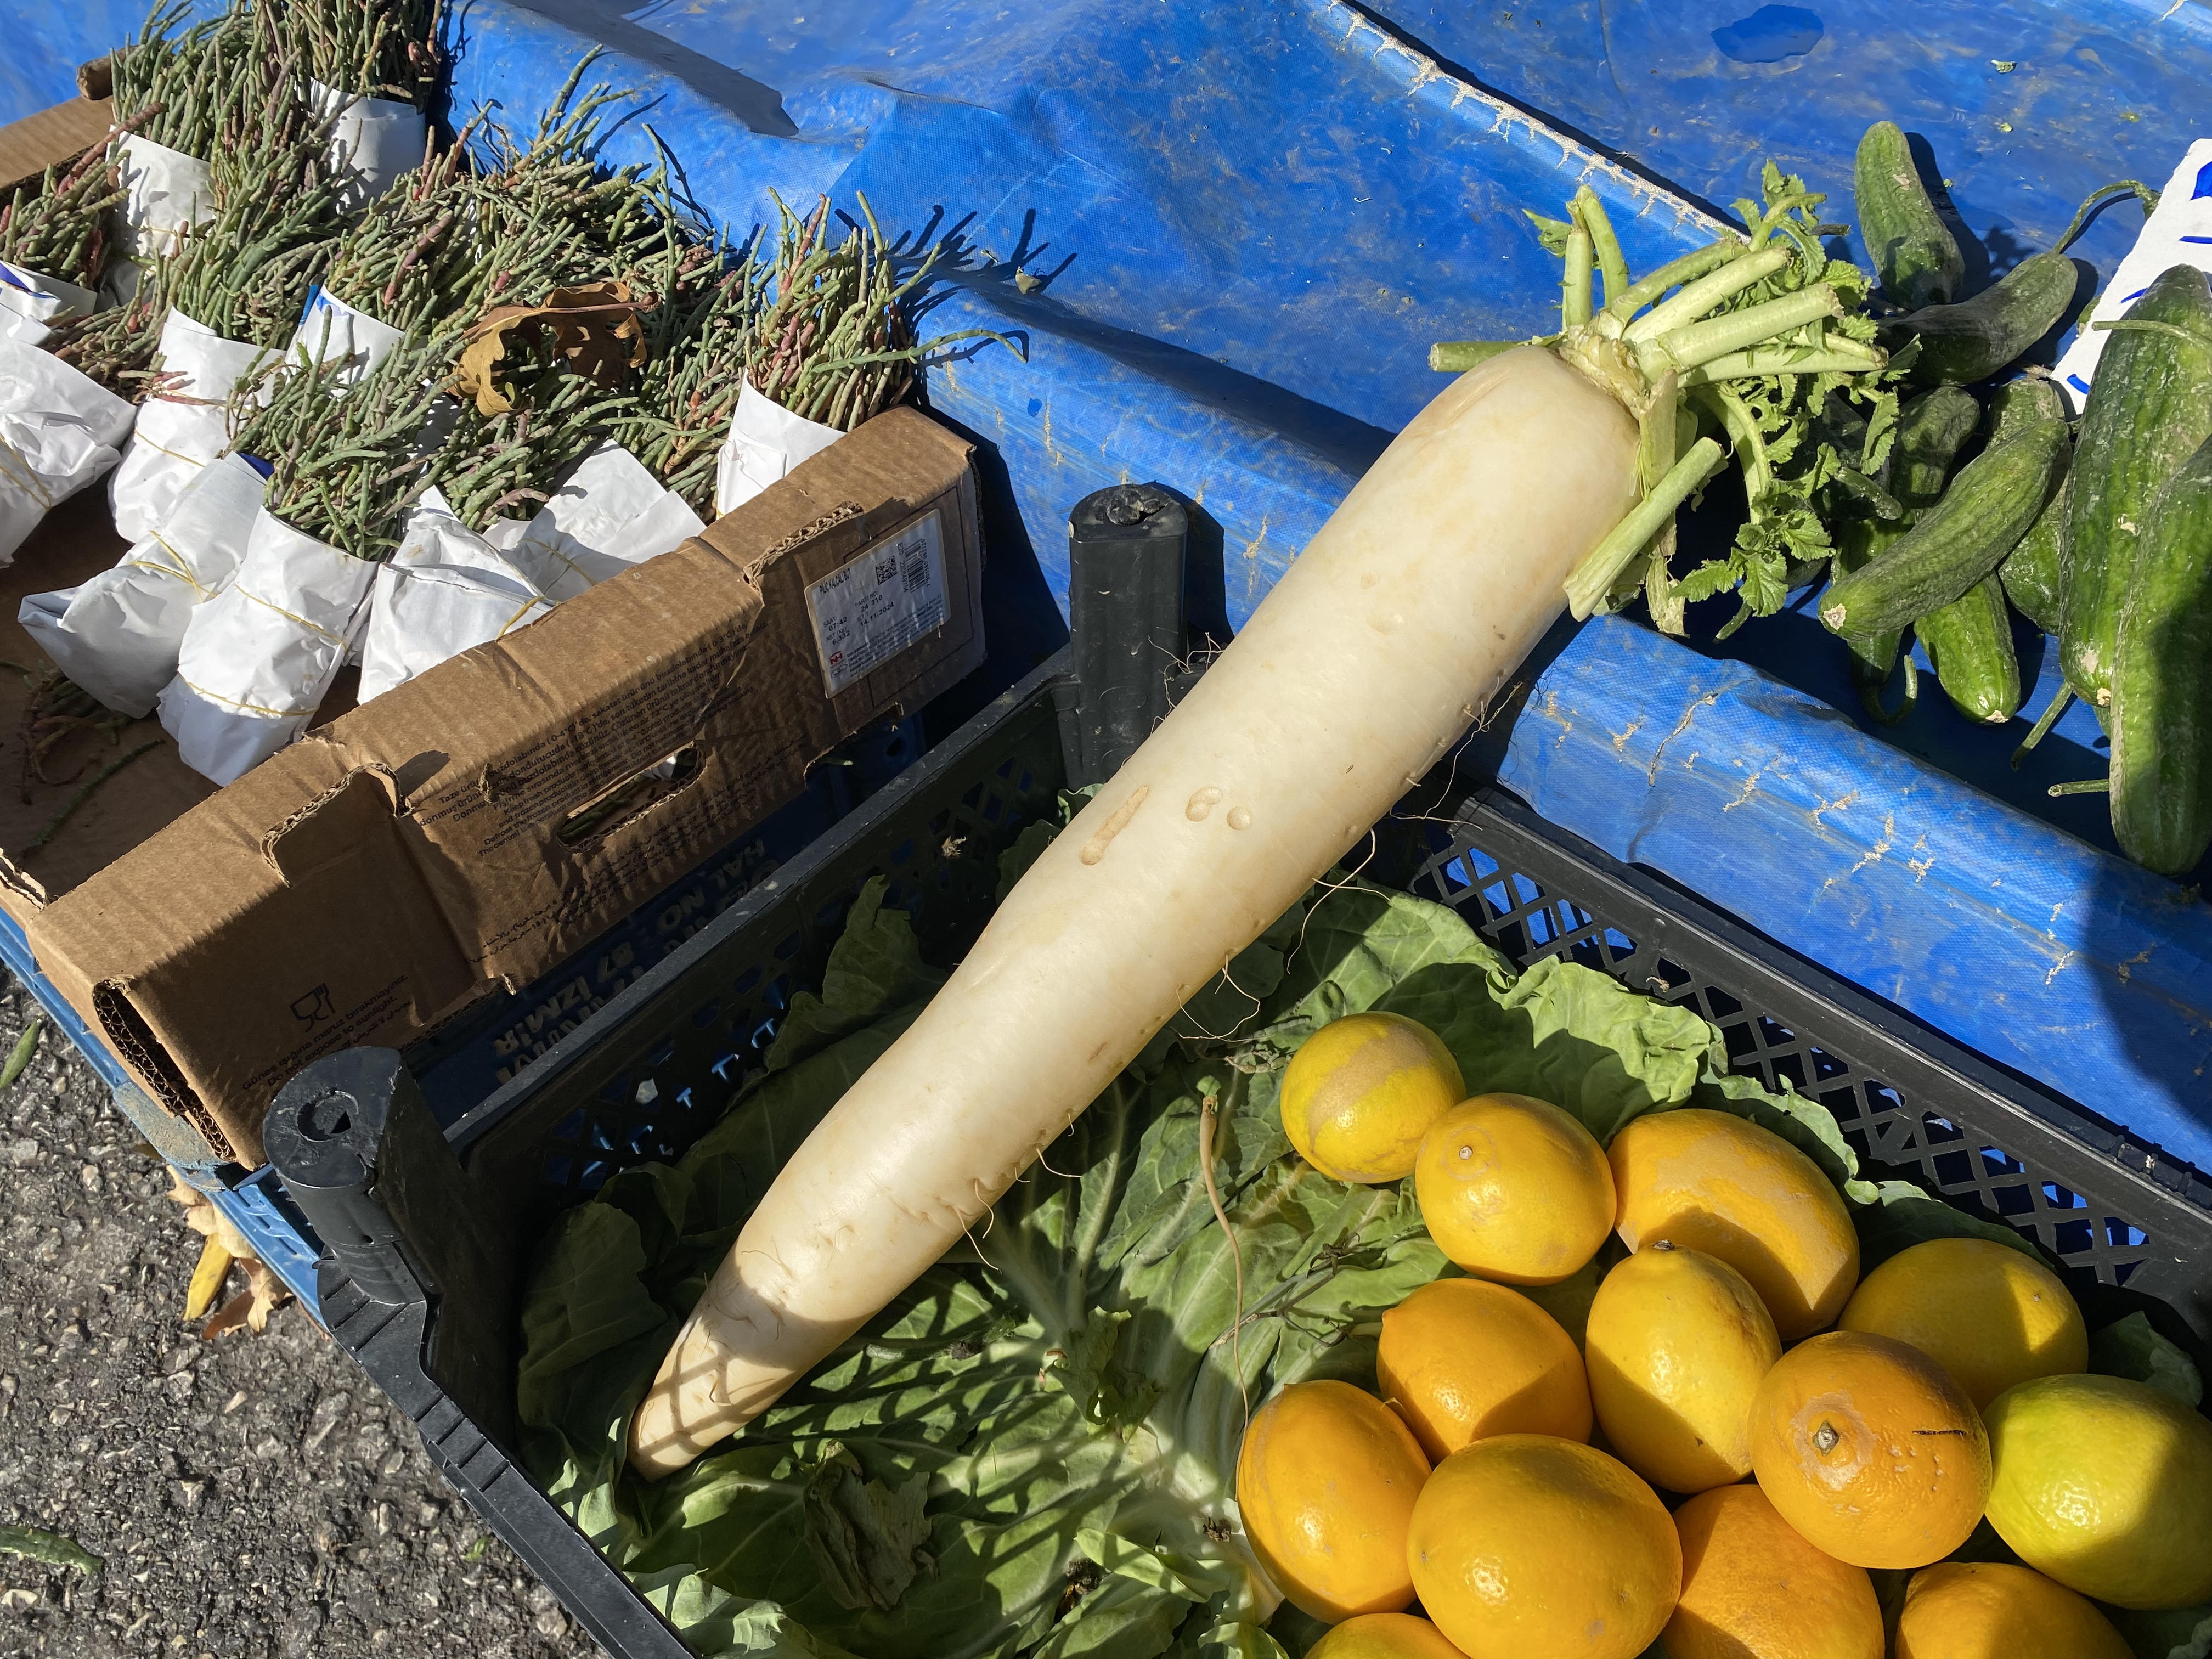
{"left": 628, "top": 347, "right": 1633, "bottom": 1472}
{"left": 633, "top": 179, "right": 1894, "bottom": 1475}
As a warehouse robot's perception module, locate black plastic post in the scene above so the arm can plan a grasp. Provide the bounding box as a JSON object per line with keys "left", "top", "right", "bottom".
{"left": 263, "top": 1049, "right": 422, "bottom": 1306}
{"left": 1066, "top": 483, "right": 1187, "bottom": 787}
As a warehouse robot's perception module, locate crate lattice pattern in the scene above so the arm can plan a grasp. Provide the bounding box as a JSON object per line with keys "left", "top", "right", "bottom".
{"left": 528, "top": 740, "right": 1059, "bottom": 1214}
{"left": 1410, "top": 832, "right": 2157, "bottom": 1290}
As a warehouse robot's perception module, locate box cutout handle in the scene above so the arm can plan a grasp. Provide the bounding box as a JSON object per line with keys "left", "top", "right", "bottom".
{"left": 557, "top": 745, "right": 700, "bottom": 846}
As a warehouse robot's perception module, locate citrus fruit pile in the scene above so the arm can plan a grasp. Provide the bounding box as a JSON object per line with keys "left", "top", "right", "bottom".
{"left": 1247, "top": 1011, "right": 2212, "bottom": 1659}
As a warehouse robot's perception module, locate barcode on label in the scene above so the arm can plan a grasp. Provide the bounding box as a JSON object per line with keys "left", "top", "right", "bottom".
{"left": 804, "top": 510, "right": 950, "bottom": 697}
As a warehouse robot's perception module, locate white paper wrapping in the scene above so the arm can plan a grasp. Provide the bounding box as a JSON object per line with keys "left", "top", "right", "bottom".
{"left": 110, "top": 134, "right": 214, "bottom": 298}
{"left": 2052, "top": 140, "right": 2212, "bottom": 410}
{"left": 108, "top": 309, "right": 270, "bottom": 543}
{"left": 160, "top": 507, "right": 376, "bottom": 783}
{"left": 290, "top": 286, "right": 408, "bottom": 384}
{"left": 494, "top": 441, "right": 705, "bottom": 600}
{"left": 713, "top": 378, "right": 844, "bottom": 516}
{"left": 358, "top": 504, "right": 553, "bottom": 703}
{"left": 309, "top": 81, "right": 427, "bottom": 213}
{"left": 0, "top": 260, "right": 99, "bottom": 347}
{"left": 0, "top": 334, "right": 136, "bottom": 565}
{"left": 20, "top": 452, "right": 264, "bottom": 717}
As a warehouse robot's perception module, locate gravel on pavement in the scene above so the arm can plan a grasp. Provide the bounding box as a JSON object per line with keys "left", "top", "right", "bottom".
{"left": 0, "top": 973, "right": 602, "bottom": 1659}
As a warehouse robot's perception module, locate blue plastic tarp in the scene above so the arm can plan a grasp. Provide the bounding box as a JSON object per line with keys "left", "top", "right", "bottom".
{"left": 1502, "top": 617, "right": 2212, "bottom": 1173}
{"left": 4, "top": 0, "right": 2211, "bottom": 1156}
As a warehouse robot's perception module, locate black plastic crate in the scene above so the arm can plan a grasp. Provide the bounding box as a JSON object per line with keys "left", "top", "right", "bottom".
{"left": 268, "top": 649, "right": 2212, "bottom": 1659}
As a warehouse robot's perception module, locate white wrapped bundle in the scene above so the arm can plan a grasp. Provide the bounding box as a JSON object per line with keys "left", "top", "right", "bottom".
{"left": 358, "top": 496, "right": 553, "bottom": 702}
{"left": 712, "top": 378, "right": 843, "bottom": 515}
{"left": 159, "top": 506, "right": 377, "bottom": 784}
{"left": 106, "top": 133, "right": 216, "bottom": 303}
{"left": 0, "top": 260, "right": 99, "bottom": 348}
{"left": 0, "top": 335, "right": 136, "bottom": 565}
{"left": 291, "top": 286, "right": 408, "bottom": 383}
{"left": 20, "top": 453, "right": 265, "bottom": 717}
{"left": 490, "top": 441, "right": 704, "bottom": 600}
{"left": 108, "top": 309, "right": 270, "bottom": 542}
{"left": 309, "top": 81, "right": 427, "bottom": 214}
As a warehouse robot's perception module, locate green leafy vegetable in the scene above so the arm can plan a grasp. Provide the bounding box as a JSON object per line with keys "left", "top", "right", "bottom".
{"left": 2089, "top": 1312, "right": 2205, "bottom": 1408}
{"left": 517, "top": 865, "right": 2004, "bottom": 1659}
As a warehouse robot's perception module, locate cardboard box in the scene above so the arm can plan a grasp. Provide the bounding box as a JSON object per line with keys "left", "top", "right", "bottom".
{"left": 7, "top": 409, "right": 984, "bottom": 1164}
{"left": 0, "top": 82, "right": 111, "bottom": 196}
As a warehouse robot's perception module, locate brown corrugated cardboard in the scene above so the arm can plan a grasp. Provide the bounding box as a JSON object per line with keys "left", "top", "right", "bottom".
{"left": 19, "top": 408, "right": 985, "bottom": 1163}
{"left": 0, "top": 89, "right": 112, "bottom": 196}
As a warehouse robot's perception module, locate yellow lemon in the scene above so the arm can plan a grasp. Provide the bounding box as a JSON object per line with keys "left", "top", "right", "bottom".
{"left": 1376, "top": 1277, "right": 1592, "bottom": 1459}
{"left": 1413, "top": 1093, "right": 1613, "bottom": 1284}
{"left": 1234, "top": 1380, "right": 1429, "bottom": 1622}
{"left": 1894, "top": 1561, "right": 2133, "bottom": 1659}
{"left": 1584, "top": 1242, "right": 1780, "bottom": 1493}
{"left": 1609, "top": 1107, "right": 1860, "bottom": 1339}
{"left": 1280, "top": 1012, "right": 1464, "bottom": 1183}
{"left": 1983, "top": 1373, "right": 2212, "bottom": 1609}
{"left": 1748, "top": 1330, "right": 1990, "bottom": 1570}
{"left": 1839, "top": 1237, "right": 2087, "bottom": 1410}
{"left": 1664, "top": 1484, "right": 1884, "bottom": 1659}
{"left": 1307, "top": 1612, "right": 1467, "bottom": 1659}
{"left": 1407, "top": 1434, "right": 1679, "bottom": 1659}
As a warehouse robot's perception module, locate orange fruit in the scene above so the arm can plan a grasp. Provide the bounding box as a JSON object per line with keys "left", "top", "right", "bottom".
{"left": 1609, "top": 1108, "right": 1860, "bottom": 1339}
{"left": 1280, "top": 1012, "right": 1465, "bottom": 1182}
{"left": 1839, "top": 1237, "right": 2087, "bottom": 1410}
{"left": 1894, "top": 1561, "right": 2133, "bottom": 1659}
{"left": 1413, "top": 1093, "right": 1613, "bottom": 1284}
{"left": 1307, "top": 1612, "right": 1467, "bottom": 1659}
{"left": 1407, "top": 1434, "right": 1679, "bottom": 1659}
{"left": 1376, "top": 1278, "right": 1592, "bottom": 1459}
{"left": 1584, "top": 1243, "right": 1780, "bottom": 1493}
{"left": 1664, "top": 1484, "right": 1883, "bottom": 1659}
{"left": 1234, "top": 1380, "right": 1429, "bottom": 1621}
{"left": 1983, "top": 1372, "right": 2212, "bottom": 1609}
{"left": 1748, "top": 1330, "right": 1990, "bottom": 1569}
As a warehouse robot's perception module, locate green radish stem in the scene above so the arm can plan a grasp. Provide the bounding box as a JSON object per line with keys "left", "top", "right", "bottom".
{"left": 1566, "top": 437, "right": 1725, "bottom": 618}
{"left": 1651, "top": 287, "right": 1844, "bottom": 374}
{"left": 2011, "top": 686, "right": 2073, "bottom": 769}
{"left": 2048, "top": 777, "right": 2110, "bottom": 797}
{"left": 1431, "top": 340, "right": 1534, "bottom": 371}
{"left": 1679, "top": 342, "right": 1884, "bottom": 385}
{"left": 1575, "top": 187, "right": 1630, "bottom": 309}
{"left": 1561, "top": 223, "right": 1595, "bottom": 328}
{"left": 1622, "top": 247, "right": 1792, "bottom": 343}
{"left": 1605, "top": 240, "right": 1747, "bottom": 322}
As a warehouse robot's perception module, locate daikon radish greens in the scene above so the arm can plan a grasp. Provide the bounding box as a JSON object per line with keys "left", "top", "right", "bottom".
{"left": 522, "top": 870, "right": 1906, "bottom": 1659}
{"left": 628, "top": 165, "right": 1890, "bottom": 1478}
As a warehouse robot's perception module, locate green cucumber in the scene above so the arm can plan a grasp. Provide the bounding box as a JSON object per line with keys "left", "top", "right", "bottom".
{"left": 2058, "top": 264, "right": 2212, "bottom": 708}
{"left": 1832, "top": 520, "right": 1916, "bottom": 722}
{"left": 1855, "top": 121, "right": 1962, "bottom": 311}
{"left": 1998, "top": 461, "right": 2070, "bottom": 636}
{"left": 1824, "top": 390, "right": 1977, "bottom": 721}
{"left": 2109, "top": 435, "right": 2212, "bottom": 876}
{"left": 1820, "top": 419, "right": 2068, "bottom": 637}
{"left": 1918, "top": 574, "right": 2021, "bottom": 724}
{"left": 1882, "top": 250, "right": 2081, "bottom": 385}
{"left": 1880, "top": 182, "right": 2157, "bottom": 387}
{"left": 1889, "top": 386, "right": 1981, "bottom": 510}
{"left": 1985, "top": 377, "right": 2067, "bottom": 439}
{"left": 1988, "top": 379, "right": 2072, "bottom": 636}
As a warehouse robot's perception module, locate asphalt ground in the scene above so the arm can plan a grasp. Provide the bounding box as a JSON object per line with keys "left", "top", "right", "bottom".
{"left": 0, "top": 972, "right": 601, "bottom": 1659}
